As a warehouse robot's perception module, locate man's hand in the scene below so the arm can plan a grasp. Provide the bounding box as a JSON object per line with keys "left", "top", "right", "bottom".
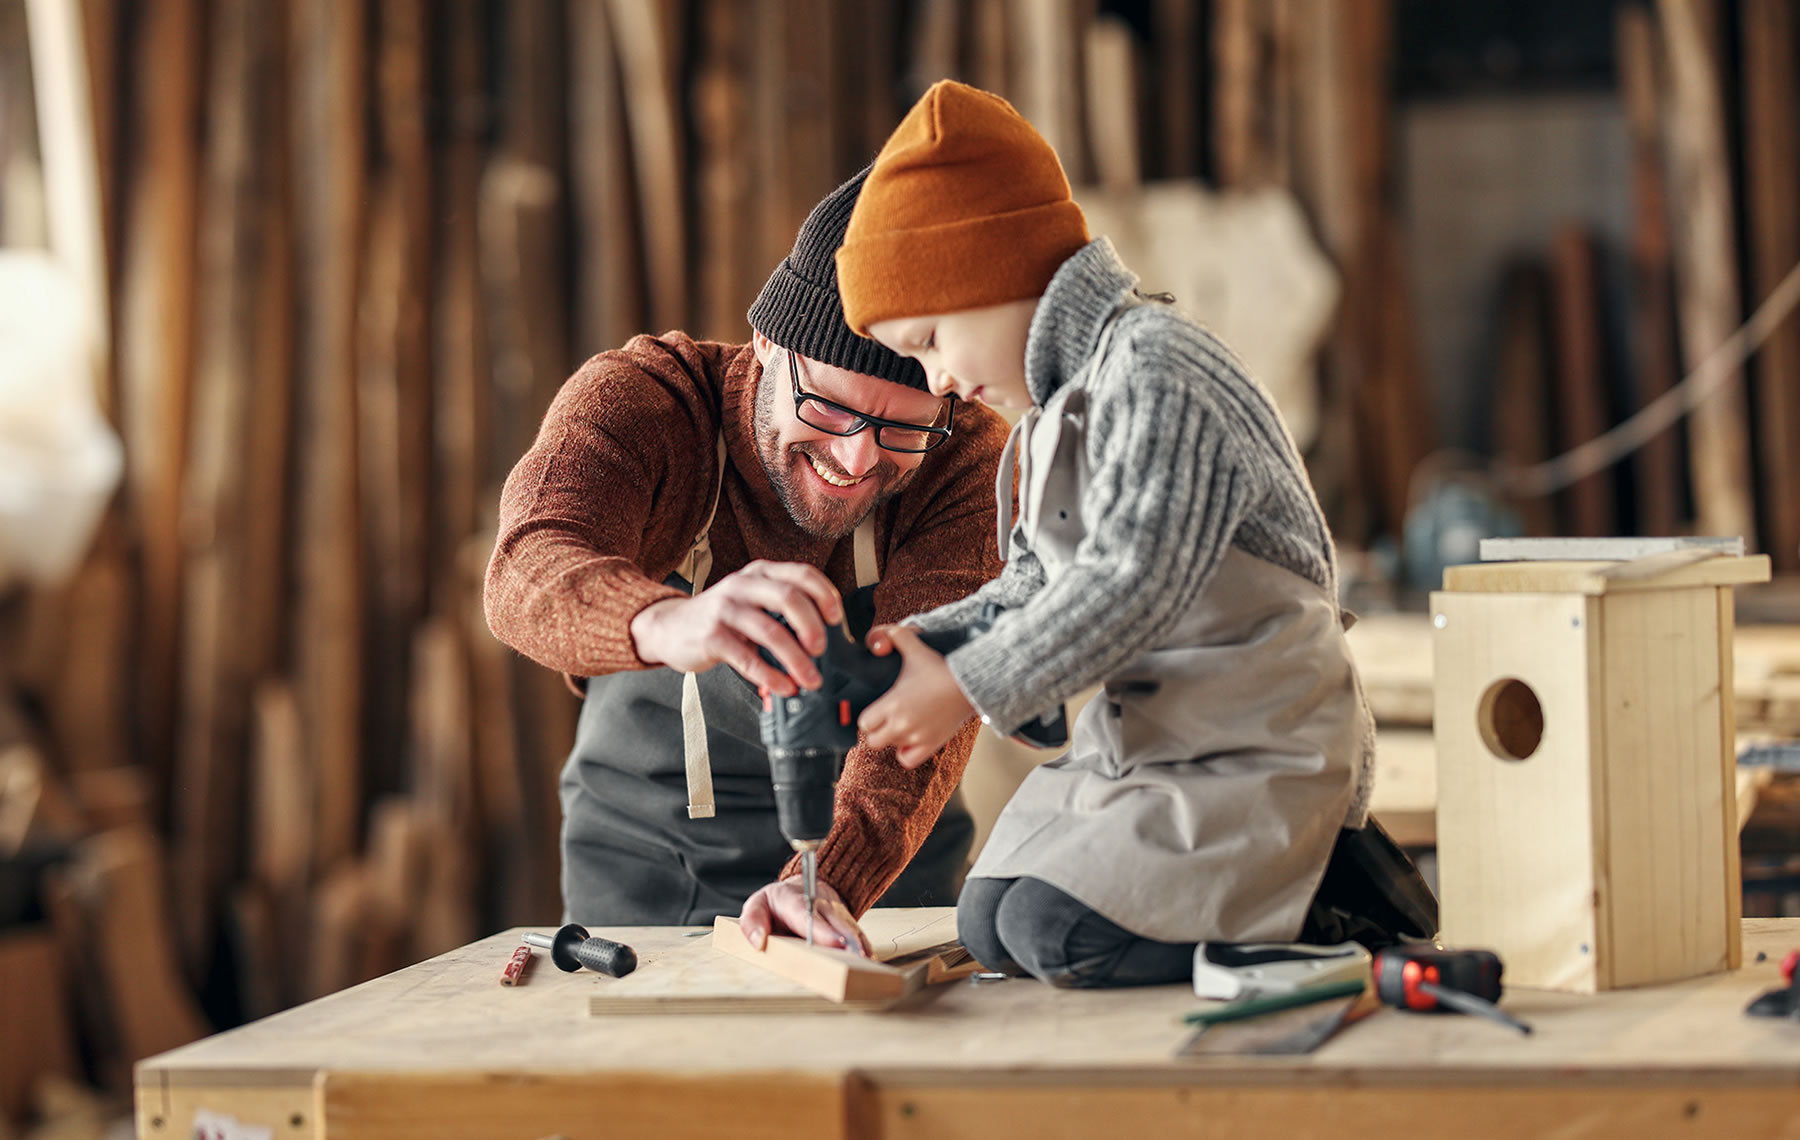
{"left": 629, "top": 560, "right": 843, "bottom": 696}
{"left": 859, "top": 625, "right": 975, "bottom": 767}
{"left": 739, "top": 878, "right": 873, "bottom": 955}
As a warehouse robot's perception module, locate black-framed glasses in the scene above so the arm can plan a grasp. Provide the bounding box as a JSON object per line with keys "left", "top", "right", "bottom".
{"left": 788, "top": 350, "right": 954, "bottom": 453}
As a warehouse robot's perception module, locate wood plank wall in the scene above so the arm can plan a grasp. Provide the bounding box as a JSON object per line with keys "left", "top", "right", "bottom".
{"left": 0, "top": 0, "right": 1794, "bottom": 1107}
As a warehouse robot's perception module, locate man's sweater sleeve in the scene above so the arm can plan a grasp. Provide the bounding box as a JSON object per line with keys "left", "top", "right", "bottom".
{"left": 784, "top": 405, "right": 1011, "bottom": 915}
{"left": 483, "top": 343, "right": 712, "bottom": 676}
{"left": 945, "top": 342, "right": 1271, "bottom": 736}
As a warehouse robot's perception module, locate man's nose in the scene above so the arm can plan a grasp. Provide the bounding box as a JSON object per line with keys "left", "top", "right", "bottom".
{"left": 830, "top": 429, "right": 883, "bottom": 478}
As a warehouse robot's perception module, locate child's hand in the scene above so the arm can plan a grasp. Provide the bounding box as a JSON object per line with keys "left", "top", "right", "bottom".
{"left": 860, "top": 626, "right": 974, "bottom": 768}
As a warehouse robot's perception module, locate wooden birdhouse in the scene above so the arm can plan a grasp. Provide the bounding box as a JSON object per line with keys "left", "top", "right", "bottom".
{"left": 1430, "top": 547, "right": 1771, "bottom": 993}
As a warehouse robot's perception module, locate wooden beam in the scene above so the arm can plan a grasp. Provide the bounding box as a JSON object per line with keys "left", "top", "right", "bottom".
{"left": 115, "top": 0, "right": 201, "bottom": 804}
{"left": 430, "top": 0, "right": 490, "bottom": 599}
{"left": 1617, "top": 6, "right": 1684, "bottom": 537}
{"left": 1658, "top": 0, "right": 1758, "bottom": 545}
{"left": 692, "top": 0, "right": 756, "bottom": 342}
{"left": 1740, "top": 0, "right": 1800, "bottom": 569}
{"left": 1491, "top": 263, "right": 1557, "bottom": 536}
{"left": 291, "top": 0, "right": 366, "bottom": 872}
{"left": 1550, "top": 226, "right": 1617, "bottom": 537}
{"left": 360, "top": 0, "right": 433, "bottom": 799}
{"left": 1155, "top": 0, "right": 1200, "bottom": 179}
{"left": 607, "top": 0, "right": 687, "bottom": 332}
{"left": 78, "top": 827, "right": 210, "bottom": 1071}
{"left": 712, "top": 916, "right": 918, "bottom": 1004}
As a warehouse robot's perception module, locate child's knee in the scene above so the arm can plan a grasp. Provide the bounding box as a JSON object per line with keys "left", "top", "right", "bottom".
{"left": 992, "top": 878, "right": 1114, "bottom": 987}
{"left": 956, "top": 877, "right": 1020, "bottom": 974}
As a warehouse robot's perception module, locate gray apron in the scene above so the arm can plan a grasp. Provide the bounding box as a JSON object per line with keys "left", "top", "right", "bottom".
{"left": 560, "top": 441, "right": 974, "bottom": 925}
{"left": 966, "top": 325, "right": 1365, "bottom": 944}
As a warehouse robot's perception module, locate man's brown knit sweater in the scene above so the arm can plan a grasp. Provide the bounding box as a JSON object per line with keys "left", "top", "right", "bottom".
{"left": 484, "top": 332, "right": 1009, "bottom": 914}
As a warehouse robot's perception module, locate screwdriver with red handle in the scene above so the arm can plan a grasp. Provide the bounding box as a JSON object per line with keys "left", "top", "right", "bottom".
{"left": 1373, "top": 945, "right": 1533, "bottom": 1035}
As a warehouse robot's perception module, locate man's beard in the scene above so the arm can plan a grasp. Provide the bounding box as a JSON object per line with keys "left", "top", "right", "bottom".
{"left": 753, "top": 369, "right": 918, "bottom": 539}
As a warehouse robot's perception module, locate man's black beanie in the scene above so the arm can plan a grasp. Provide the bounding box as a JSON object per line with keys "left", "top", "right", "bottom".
{"left": 747, "top": 165, "right": 929, "bottom": 390}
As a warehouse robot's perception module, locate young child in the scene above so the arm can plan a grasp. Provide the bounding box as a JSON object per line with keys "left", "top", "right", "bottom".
{"left": 841, "top": 80, "right": 1433, "bottom": 987}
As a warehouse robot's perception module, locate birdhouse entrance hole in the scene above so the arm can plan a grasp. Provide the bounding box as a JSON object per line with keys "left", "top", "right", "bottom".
{"left": 1478, "top": 677, "right": 1543, "bottom": 761}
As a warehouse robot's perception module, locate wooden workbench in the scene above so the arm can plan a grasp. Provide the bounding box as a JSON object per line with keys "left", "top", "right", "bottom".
{"left": 137, "top": 911, "right": 1800, "bottom": 1140}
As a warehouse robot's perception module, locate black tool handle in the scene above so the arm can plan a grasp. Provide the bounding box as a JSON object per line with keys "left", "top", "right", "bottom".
{"left": 524, "top": 923, "right": 638, "bottom": 977}
{"left": 571, "top": 935, "right": 637, "bottom": 978}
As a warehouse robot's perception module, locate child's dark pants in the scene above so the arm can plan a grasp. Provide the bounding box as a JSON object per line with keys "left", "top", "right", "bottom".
{"left": 957, "top": 877, "right": 1197, "bottom": 987}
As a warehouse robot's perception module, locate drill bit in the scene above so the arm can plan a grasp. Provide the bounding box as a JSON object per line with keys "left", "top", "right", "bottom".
{"left": 801, "top": 846, "right": 818, "bottom": 946}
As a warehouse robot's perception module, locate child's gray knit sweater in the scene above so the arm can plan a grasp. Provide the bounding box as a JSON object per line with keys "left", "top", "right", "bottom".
{"left": 913, "top": 237, "right": 1353, "bottom": 746}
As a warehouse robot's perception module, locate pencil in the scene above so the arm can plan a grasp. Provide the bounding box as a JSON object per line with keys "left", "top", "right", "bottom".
{"left": 500, "top": 944, "right": 534, "bottom": 986}
{"left": 1182, "top": 978, "right": 1366, "bottom": 1027}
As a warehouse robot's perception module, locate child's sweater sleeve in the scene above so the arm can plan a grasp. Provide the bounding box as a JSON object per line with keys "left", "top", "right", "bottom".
{"left": 940, "top": 329, "right": 1272, "bottom": 735}
{"left": 906, "top": 545, "right": 1047, "bottom": 635}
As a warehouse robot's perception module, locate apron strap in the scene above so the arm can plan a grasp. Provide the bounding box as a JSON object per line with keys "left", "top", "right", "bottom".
{"left": 853, "top": 516, "right": 879, "bottom": 589}
{"left": 679, "top": 435, "right": 729, "bottom": 820}
{"left": 994, "top": 410, "right": 1035, "bottom": 562}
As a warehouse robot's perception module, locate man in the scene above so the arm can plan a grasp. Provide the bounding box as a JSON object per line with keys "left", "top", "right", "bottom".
{"left": 484, "top": 168, "right": 1010, "bottom": 949}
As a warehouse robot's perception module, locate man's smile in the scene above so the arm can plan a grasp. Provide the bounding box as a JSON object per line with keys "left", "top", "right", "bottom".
{"left": 802, "top": 449, "right": 872, "bottom": 491}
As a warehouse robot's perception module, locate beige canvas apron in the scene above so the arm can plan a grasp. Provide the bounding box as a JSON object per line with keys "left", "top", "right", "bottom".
{"left": 966, "top": 322, "right": 1367, "bottom": 944}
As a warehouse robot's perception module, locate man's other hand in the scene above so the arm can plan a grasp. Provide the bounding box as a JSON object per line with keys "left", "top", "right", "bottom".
{"left": 629, "top": 560, "right": 844, "bottom": 695}
{"left": 738, "top": 878, "right": 872, "bottom": 955}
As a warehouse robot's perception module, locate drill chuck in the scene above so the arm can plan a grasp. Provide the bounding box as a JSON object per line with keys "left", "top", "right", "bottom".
{"left": 770, "top": 746, "right": 841, "bottom": 846}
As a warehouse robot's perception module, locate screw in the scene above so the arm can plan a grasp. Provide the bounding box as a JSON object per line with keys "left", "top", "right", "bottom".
{"left": 1571, "top": 616, "right": 1581, "bottom": 627}
{"left": 290, "top": 1113, "right": 306, "bottom": 1129}
{"left": 1433, "top": 613, "right": 1447, "bottom": 629}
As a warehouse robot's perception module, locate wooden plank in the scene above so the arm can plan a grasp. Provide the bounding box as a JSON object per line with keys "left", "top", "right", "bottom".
{"left": 710, "top": 915, "right": 912, "bottom": 1004}
{"left": 589, "top": 912, "right": 970, "bottom": 1016}
{"left": 1616, "top": 5, "right": 1684, "bottom": 538}
{"left": 1490, "top": 263, "right": 1557, "bottom": 536}
{"left": 1549, "top": 226, "right": 1616, "bottom": 537}
{"left": 1433, "top": 591, "right": 1602, "bottom": 991}
{"left": 77, "top": 828, "right": 209, "bottom": 1069}
{"left": 1154, "top": 0, "right": 1200, "bottom": 179}
{"left": 0, "top": 930, "right": 79, "bottom": 1123}
{"left": 1598, "top": 589, "right": 1731, "bottom": 988}
{"left": 1480, "top": 536, "right": 1745, "bottom": 562}
{"left": 114, "top": 0, "right": 201, "bottom": 802}
{"left": 358, "top": 0, "right": 433, "bottom": 798}
{"left": 46, "top": 540, "right": 130, "bottom": 773}
{"left": 1213, "top": 0, "right": 1257, "bottom": 187}
{"left": 431, "top": 0, "right": 490, "bottom": 591}
{"left": 1657, "top": 0, "right": 1757, "bottom": 545}
{"left": 1740, "top": 0, "right": 1800, "bottom": 571}
{"left": 692, "top": 0, "right": 757, "bottom": 343}
{"left": 1010, "top": 0, "right": 1086, "bottom": 184}
{"left": 1083, "top": 16, "right": 1139, "bottom": 193}
{"left": 864, "top": 1084, "right": 1800, "bottom": 1140}
{"left": 175, "top": 0, "right": 287, "bottom": 978}
{"left": 607, "top": 0, "right": 687, "bottom": 332}
{"left": 1718, "top": 588, "right": 1744, "bottom": 970}
{"left": 24, "top": 0, "right": 109, "bottom": 371}
{"left": 318, "top": 1072, "right": 845, "bottom": 1140}
{"left": 970, "top": 0, "right": 1011, "bottom": 102}
{"left": 1442, "top": 554, "right": 1771, "bottom": 596}
{"left": 291, "top": 0, "right": 366, "bottom": 872}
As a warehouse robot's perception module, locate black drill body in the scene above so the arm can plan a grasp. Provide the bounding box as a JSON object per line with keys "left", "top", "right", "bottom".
{"left": 757, "top": 605, "right": 1065, "bottom": 851}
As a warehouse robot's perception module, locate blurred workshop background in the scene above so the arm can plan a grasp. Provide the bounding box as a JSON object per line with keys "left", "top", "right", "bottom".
{"left": 2, "top": 0, "right": 1798, "bottom": 1134}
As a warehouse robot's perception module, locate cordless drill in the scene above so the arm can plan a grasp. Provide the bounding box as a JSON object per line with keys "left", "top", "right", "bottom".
{"left": 757, "top": 604, "right": 1065, "bottom": 944}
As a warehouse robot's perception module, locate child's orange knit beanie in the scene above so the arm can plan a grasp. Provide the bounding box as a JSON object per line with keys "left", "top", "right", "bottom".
{"left": 837, "top": 80, "right": 1090, "bottom": 336}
